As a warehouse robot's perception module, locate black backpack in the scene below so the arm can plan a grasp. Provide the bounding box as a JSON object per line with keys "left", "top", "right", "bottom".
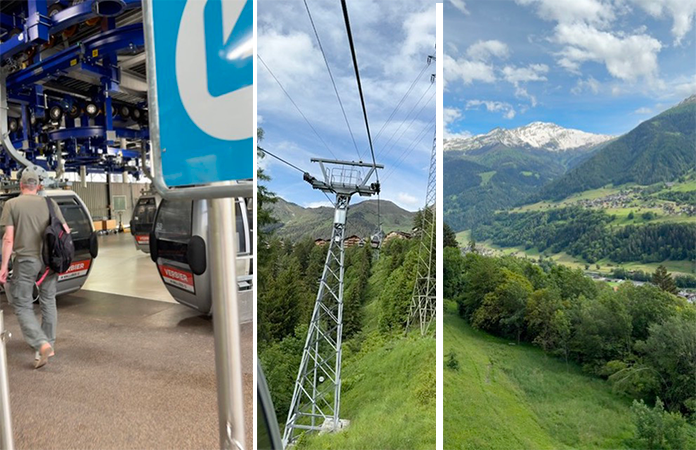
{"left": 42, "top": 198, "right": 74, "bottom": 273}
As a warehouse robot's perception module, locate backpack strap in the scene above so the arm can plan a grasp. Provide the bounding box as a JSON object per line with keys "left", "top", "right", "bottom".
{"left": 45, "top": 197, "right": 58, "bottom": 221}
{"left": 36, "top": 267, "right": 50, "bottom": 286}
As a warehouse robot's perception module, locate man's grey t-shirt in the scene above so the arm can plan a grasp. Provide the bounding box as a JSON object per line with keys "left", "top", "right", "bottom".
{"left": 0, "top": 194, "right": 67, "bottom": 259}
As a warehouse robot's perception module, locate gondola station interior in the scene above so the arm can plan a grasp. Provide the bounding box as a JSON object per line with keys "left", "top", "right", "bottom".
{"left": 0, "top": 1, "right": 252, "bottom": 448}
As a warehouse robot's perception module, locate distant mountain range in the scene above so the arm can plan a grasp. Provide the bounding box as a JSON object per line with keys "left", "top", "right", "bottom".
{"left": 445, "top": 121, "right": 614, "bottom": 153}
{"left": 539, "top": 95, "right": 696, "bottom": 200}
{"left": 444, "top": 95, "right": 696, "bottom": 231}
{"left": 267, "top": 197, "right": 415, "bottom": 241}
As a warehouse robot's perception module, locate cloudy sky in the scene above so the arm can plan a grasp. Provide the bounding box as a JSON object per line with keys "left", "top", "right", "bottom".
{"left": 257, "top": 0, "right": 435, "bottom": 211}
{"left": 444, "top": 0, "right": 696, "bottom": 139}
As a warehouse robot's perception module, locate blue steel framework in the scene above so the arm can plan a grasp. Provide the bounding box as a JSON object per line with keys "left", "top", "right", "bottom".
{"left": 1, "top": 0, "right": 150, "bottom": 178}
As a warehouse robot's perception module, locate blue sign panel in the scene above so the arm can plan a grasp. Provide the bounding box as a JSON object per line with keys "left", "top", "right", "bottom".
{"left": 148, "top": 0, "right": 253, "bottom": 186}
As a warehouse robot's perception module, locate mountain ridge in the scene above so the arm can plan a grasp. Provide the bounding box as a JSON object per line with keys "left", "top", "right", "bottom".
{"left": 268, "top": 197, "right": 415, "bottom": 241}
{"left": 445, "top": 121, "right": 615, "bottom": 153}
{"left": 538, "top": 97, "right": 696, "bottom": 200}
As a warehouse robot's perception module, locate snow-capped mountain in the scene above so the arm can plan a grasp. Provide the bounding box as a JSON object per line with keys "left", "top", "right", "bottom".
{"left": 445, "top": 122, "right": 615, "bottom": 152}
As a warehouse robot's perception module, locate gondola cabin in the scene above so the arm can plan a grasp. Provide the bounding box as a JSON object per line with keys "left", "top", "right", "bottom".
{"left": 130, "top": 193, "right": 160, "bottom": 253}
{"left": 0, "top": 190, "right": 98, "bottom": 296}
{"left": 149, "top": 198, "right": 252, "bottom": 316}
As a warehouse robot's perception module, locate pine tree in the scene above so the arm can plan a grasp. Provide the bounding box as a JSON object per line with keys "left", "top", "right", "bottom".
{"left": 652, "top": 265, "right": 678, "bottom": 294}
{"left": 443, "top": 222, "right": 458, "bottom": 248}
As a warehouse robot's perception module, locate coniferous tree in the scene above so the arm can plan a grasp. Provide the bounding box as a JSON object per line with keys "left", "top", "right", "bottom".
{"left": 652, "top": 265, "right": 678, "bottom": 294}
{"left": 444, "top": 222, "right": 458, "bottom": 248}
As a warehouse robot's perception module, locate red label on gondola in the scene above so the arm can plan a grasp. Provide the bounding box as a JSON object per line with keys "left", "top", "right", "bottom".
{"left": 58, "top": 260, "right": 91, "bottom": 281}
{"left": 158, "top": 265, "right": 195, "bottom": 293}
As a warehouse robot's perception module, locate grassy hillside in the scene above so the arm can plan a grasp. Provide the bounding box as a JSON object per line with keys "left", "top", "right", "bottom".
{"left": 444, "top": 302, "right": 637, "bottom": 449}
{"left": 540, "top": 98, "right": 696, "bottom": 200}
{"left": 268, "top": 198, "right": 415, "bottom": 241}
{"left": 298, "top": 334, "right": 435, "bottom": 450}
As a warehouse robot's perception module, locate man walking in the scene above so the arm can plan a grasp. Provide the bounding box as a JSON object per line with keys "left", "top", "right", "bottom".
{"left": 0, "top": 170, "right": 69, "bottom": 369}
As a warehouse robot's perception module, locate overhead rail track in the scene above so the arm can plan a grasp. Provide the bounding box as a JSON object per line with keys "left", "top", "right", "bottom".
{"left": 1, "top": 0, "right": 150, "bottom": 179}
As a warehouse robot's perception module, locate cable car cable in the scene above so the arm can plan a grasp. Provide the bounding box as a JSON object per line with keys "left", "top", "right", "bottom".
{"left": 378, "top": 82, "right": 434, "bottom": 160}
{"left": 374, "top": 61, "right": 431, "bottom": 146}
{"left": 258, "top": 147, "right": 310, "bottom": 175}
{"left": 383, "top": 119, "right": 435, "bottom": 182}
{"left": 258, "top": 147, "right": 335, "bottom": 207}
{"left": 341, "top": 0, "right": 381, "bottom": 231}
{"left": 383, "top": 123, "right": 435, "bottom": 183}
{"left": 340, "top": 0, "right": 378, "bottom": 178}
{"left": 303, "top": 0, "right": 362, "bottom": 162}
{"left": 258, "top": 54, "right": 338, "bottom": 160}
{"left": 380, "top": 89, "right": 436, "bottom": 162}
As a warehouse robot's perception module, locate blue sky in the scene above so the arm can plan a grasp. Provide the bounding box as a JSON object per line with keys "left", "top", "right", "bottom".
{"left": 257, "top": 0, "right": 435, "bottom": 211}
{"left": 444, "top": 0, "right": 696, "bottom": 138}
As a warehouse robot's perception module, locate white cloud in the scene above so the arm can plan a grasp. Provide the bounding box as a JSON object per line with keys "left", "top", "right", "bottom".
{"left": 466, "top": 40, "right": 510, "bottom": 61}
{"left": 516, "top": 0, "right": 616, "bottom": 26}
{"left": 305, "top": 201, "right": 333, "bottom": 209}
{"left": 449, "top": 0, "right": 470, "bottom": 15}
{"left": 634, "top": 107, "right": 653, "bottom": 114}
{"left": 444, "top": 54, "right": 496, "bottom": 87}
{"left": 502, "top": 64, "right": 549, "bottom": 83}
{"left": 571, "top": 76, "right": 601, "bottom": 94}
{"left": 466, "top": 100, "right": 516, "bottom": 119}
{"left": 257, "top": 115, "right": 264, "bottom": 124}
{"left": 444, "top": 129, "right": 473, "bottom": 140}
{"left": 443, "top": 107, "right": 471, "bottom": 139}
{"left": 443, "top": 107, "right": 462, "bottom": 125}
{"left": 514, "top": 86, "right": 538, "bottom": 106}
{"left": 499, "top": 64, "right": 548, "bottom": 107}
{"left": 628, "top": 0, "right": 696, "bottom": 45}
{"left": 397, "top": 192, "right": 421, "bottom": 207}
{"left": 554, "top": 23, "right": 662, "bottom": 83}
{"left": 258, "top": 29, "right": 322, "bottom": 85}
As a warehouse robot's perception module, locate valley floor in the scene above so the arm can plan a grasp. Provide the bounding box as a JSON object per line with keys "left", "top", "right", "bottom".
{"left": 456, "top": 230, "right": 695, "bottom": 278}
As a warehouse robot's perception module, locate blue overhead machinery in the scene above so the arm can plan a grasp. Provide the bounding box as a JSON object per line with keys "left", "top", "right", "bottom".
{"left": 1, "top": 0, "right": 150, "bottom": 178}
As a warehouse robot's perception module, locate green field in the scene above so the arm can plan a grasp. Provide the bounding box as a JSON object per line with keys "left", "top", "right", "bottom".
{"left": 512, "top": 175, "right": 696, "bottom": 220}
{"left": 455, "top": 230, "right": 472, "bottom": 246}
{"left": 444, "top": 302, "right": 637, "bottom": 449}
{"left": 480, "top": 171, "right": 496, "bottom": 186}
{"left": 299, "top": 334, "right": 435, "bottom": 450}
{"left": 468, "top": 236, "right": 694, "bottom": 276}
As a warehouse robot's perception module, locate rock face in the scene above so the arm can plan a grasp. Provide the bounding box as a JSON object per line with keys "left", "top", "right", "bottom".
{"left": 445, "top": 122, "right": 615, "bottom": 153}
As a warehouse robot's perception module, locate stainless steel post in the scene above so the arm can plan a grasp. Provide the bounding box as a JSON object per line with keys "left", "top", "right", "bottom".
{"left": 0, "top": 311, "right": 14, "bottom": 450}
{"left": 209, "top": 198, "right": 245, "bottom": 450}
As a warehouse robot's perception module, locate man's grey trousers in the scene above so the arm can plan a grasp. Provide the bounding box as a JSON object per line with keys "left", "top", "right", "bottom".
{"left": 6, "top": 257, "right": 57, "bottom": 350}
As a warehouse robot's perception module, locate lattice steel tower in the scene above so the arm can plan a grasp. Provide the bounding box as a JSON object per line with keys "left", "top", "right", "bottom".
{"left": 407, "top": 131, "right": 436, "bottom": 336}
{"left": 283, "top": 158, "right": 383, "bottom": 447}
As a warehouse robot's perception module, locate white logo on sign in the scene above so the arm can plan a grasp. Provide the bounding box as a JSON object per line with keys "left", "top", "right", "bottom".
{"left": 176, "top": 0, "right": 252, "bottom": 141}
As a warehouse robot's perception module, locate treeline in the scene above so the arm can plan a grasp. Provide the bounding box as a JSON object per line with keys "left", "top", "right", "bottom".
{"left": 538, "top": 101, "right": 696, "bottom": 200}
{"left": 258, "top": 233, "right": 425, "bottom": 422}
{"left": 473, "top": 207, "right": 696, "bottom": 263}
{"left": 656, "top": 189, "right": 696, "bottom": 204}
{"left": 445, "top": 250, "right": 696, "bottom": 421}
{"left": 612, "top": 267, "right": 696, "bottom": 289}
{"left": 258, "top": 237, "right": 373, "bottom": 420}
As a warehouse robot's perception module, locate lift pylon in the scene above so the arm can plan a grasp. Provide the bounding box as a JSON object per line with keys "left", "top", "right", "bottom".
{"left": 283, "top": 158, "right": 382, "bottom": 447}
{"left": 407, "top": 131, "right": 436, "bottom": 336}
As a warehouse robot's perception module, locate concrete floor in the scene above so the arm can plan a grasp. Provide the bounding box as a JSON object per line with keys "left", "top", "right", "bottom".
{"left": 1, "top": 232, "right": 253, "bottom": 449}
{"left": 83, "top": 233, "right": 175, "bottom": 303}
